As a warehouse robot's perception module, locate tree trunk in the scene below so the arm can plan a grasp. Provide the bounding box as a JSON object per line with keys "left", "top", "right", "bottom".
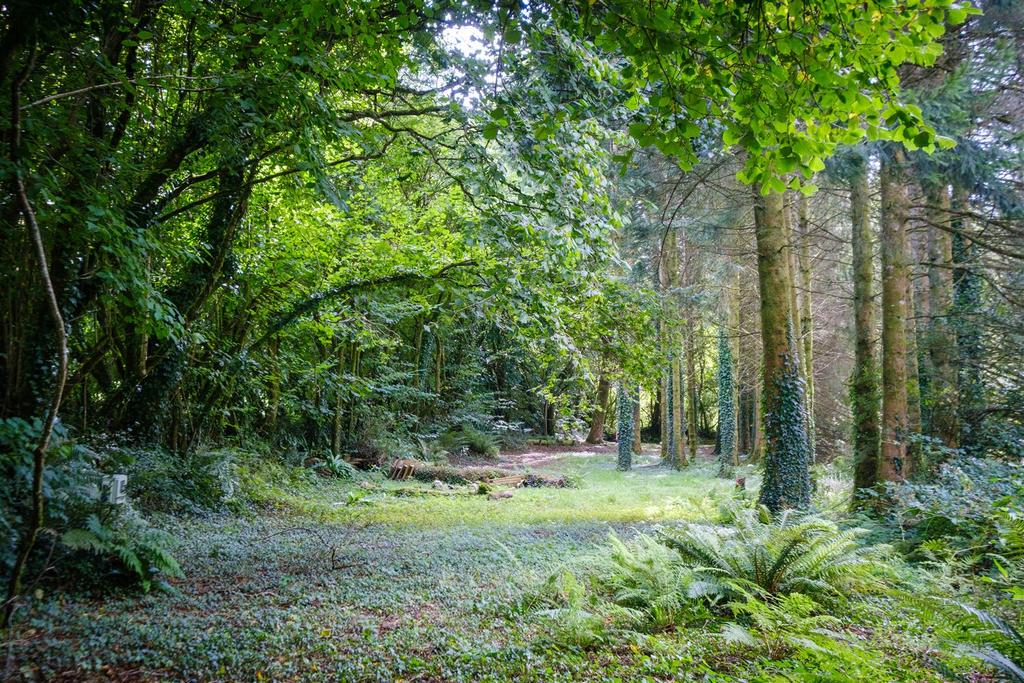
{"left": 754, "top": 186, "right": 811, "bottom": 512}
{"left": 632, "top": 388, "right": 642, "bottom": 454}
{"left": 925, "top": 183, "right": 958, "bottom": 449}
{"left": 332, "top": 342, "right": 347, "bottom": 457}
{"left": 952, "top": 185, "right": 985, "bottom": 455}
{"left": 671, "top": 357, "right": 686, "bottom": 467}
{"left": 685, "top": 324, "right": 699, "bottom": 464}
{"left": 796, "top": 191, "right": 816, "bottom": 460}
{"left": 879, "top": 148, "right": 911, "bottom": 483}
{"left": 850, "top": 153, "right": 881, "bottom": 500}
{"left": 716, "top": 326, "right": 737, "bottom": 476}
{"left": 616, "top": 382, "right": 634, "bottom": 471}
{"left": 586, "top": 374, "right": 610, "bottom": 444}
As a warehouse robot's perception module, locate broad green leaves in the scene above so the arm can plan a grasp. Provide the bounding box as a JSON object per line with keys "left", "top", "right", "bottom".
{"left": 555, "top": 0, "right": 976, "bottom": 191}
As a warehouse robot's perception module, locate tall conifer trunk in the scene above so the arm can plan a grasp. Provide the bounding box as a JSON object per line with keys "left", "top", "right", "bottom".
{"left": 850, "top": 154, "right": 881, "bottom": 500}
{"left": 925, "top": 183, "right": 959, "bottom": 449}
{"left": 879, "top": 148, "right": 911, "bottom": 482}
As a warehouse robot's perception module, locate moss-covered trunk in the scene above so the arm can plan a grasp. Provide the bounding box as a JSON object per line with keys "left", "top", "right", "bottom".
{"left": 850, "top": 154, "right": 882, "bottom": 500}
{"left": 754, "top": 186, "right": 811, "bottom": 511}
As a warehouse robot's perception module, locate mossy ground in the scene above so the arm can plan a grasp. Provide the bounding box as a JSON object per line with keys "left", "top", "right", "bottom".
{"left": 13, "top": 447, "right": 952, "bottom": 681}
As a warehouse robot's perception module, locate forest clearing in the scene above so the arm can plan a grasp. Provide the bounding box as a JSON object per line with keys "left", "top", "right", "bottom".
{"left": 2, "top": 0, "right": 1022, "bottom": 681}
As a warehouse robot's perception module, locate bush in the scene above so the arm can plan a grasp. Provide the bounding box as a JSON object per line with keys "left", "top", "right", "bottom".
{"left": 0, "top": 418, "right": 103, "bottom": 573}
{"left": 118, "top": 446, "right": 238, "bottom": 513}
{"left": 439, "top": 424, "right": 500, "bottom": 458}
{"left": 886, "top": 456, "right": 1024, "bottom": 557}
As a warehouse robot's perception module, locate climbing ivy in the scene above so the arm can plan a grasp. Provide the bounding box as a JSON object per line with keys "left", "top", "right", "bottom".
{"left": 758, "top": 347, "right": 813, "bottom": 512}
{"left": 716, "top": 328, "right": 736, "bottom": 477}
{"left": 617, "top": 383, "right": 636, "bottom": 471}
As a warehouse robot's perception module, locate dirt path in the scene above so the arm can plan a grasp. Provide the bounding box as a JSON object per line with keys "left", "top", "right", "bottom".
{"left": 460, "top": 441, "right": 718, "bottom": 470}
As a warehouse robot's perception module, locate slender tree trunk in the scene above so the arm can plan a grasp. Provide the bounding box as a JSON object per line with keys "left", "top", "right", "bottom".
{"left": 586, "top": 374, "right": 610, "bottom": 444}
{"left": 685, "top": 323, "right": 698, "bottom": 464}
{"left": 632, "top": 388, "right": 642, "bottom": 454}
{"left": 332, "top": 342, "right": 347, "bottom": 457}
{"left": 754, "top": 186, "right": 811, "bottom": 511}
{"left": 671, "top": 356, "right": 686, "bottom": 467}
{"left": 849, "top": 153, "right": 882, "bottom": 500}
{"left": 662, "top": 227, "right": 686, "bottom": 467}
{"left": 952, "top": 185, "right": 985, "bottom": 455}
{"left": 879, "top": 148, "right": 911, "bottom": 482}
{"left": 905, "top": 277, "right": 923, "bottom": 436}
{"left": 925, "top": 183, "right": 958, "bottom": 449}
{"left": 616, "top": 382, "right": 635, "bottom": 471}
{"left": 659, "top": 361, "right": 669, "bottom": 462}
{"left": 717, "top": 326, "right": 737, "bottom": 476}
{"left": 796, "top": 191, "right": 816, "bottom": 460}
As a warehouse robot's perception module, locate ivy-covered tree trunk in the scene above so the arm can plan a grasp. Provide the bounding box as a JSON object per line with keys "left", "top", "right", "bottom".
{"left": 952, "top": 186, "right": 985, "bottom": 455}
{"left": 925, "top": 182, "right": 958, "bottom": 449}
{"left": 716, "top": 326, "right": 737, "bottom": 476}
{"left": 616, "top": 382, "right": 635, "bottom": 471}
{"left": 849, "top": 153, "right": 881, "bottom": 501}
{"left": 796, "top": 191, "right": 816, "bottom": 460}
{"left": 754, "top": 186, "right": 811, "bottom": 512}
{"left": 632, "top": 389, "right": 643, "bottom": 455}
{"left": 586, "top": 374, "right": 610, "bottom": 444}
{"left": 879, "top": 148, "right": 911, "bottom": 482}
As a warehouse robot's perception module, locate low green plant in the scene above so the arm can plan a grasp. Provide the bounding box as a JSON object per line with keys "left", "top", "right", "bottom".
{"left": 534, "top": 570, "right": 631, "bottom": 648}
{"left": 61, "top": 511, "right": 182, "bottom": 592}
{"left": 590, "top": 532, "right": 710, "bottom": 631}
{"left": 315, "top": 452, "right": 359, "bottom": 479}
{"left": 949, "top": 602, "right": 1024, "bottom": 681}
{"left": 657, "top": 504, "right": 889, "bottom": 602}
{"left": 721, "top": 591, "right": 847, "bottom": 659}
{"left": 447, "top": 424, "right": 500, "bottom": 457}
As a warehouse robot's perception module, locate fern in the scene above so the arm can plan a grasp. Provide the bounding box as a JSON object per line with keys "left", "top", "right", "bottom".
{"left": 657, "top": 504, "right": 888, "bottom": 602}
{"left": 61, "top": 513, "right": 182, "bottom": 591}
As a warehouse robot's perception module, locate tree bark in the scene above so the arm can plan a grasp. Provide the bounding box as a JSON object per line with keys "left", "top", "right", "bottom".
{"left": 925, "top": 183, "right": 958, "bottom": 449}
{"left": 796, "top": 191, "right": 816, "bottom": 459}
{"left": 849, "top": 153, "right": 881, "bottom": 500}
{"left": 586, "top": 374, "right": 610, "bottom": 444}
{"left": 632, "top": 388, "right": 642, "bottom": 454}
{"left": 754, "top": 186, "right": 811, "bottom": 511}
{"left": 879, "top": 148, "right": 911, "bottom": 482}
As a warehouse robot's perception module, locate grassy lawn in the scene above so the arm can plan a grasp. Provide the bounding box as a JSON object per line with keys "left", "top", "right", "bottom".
{"left": 13, "top": 450, "right": 951, "bottom": 682}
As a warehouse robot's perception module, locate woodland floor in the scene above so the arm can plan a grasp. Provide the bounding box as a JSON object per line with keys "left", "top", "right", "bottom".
{"left": 12, "top": 446, "right": 949, "bottom": 682}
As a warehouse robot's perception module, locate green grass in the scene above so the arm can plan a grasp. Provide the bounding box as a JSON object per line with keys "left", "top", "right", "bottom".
{"left": 10, "top": 451, "right": 960, "bottom": 682}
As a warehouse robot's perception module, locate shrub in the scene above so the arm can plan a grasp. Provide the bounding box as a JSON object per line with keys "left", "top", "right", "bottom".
{"left": 0, "top": 418, "right": 102, "bottom": 573}
{"left": 314, "top": 451, "right": 359, "bottom": 479}
{"left": 656, "top": 504, "right": 889, "bottom": 602}
{"left": 439, "top": 424, "right": 500, "bottom": 457}
{"left": 113, "top": 446, "right": 238, "bottom": 513}
{"left": 886, "top": 456, "right": 1024, "bottom": 557}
